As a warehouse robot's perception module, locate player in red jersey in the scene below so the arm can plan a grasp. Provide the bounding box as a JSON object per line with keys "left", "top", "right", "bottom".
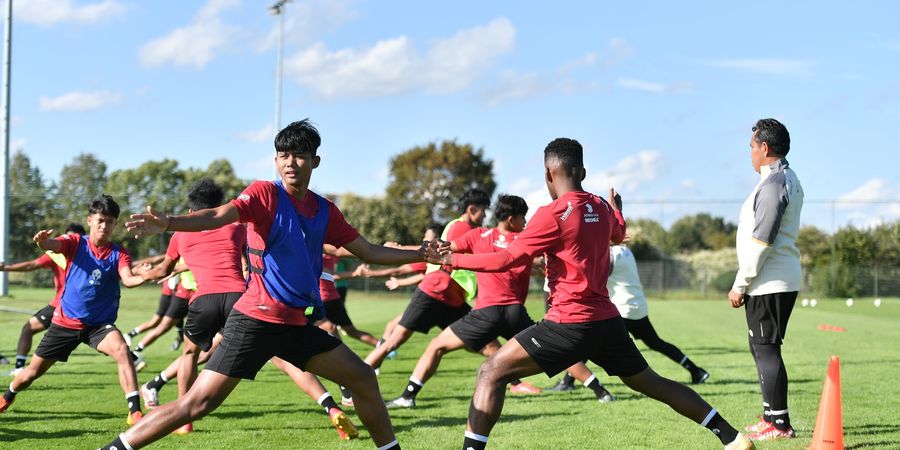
{"left": 427, "top": 138, "right": 755, "bottom": 450}
{"left": 0, "top": 223, "right": 85, "bottom": 376}
{"left": 386, "top": 194, "right": 542, "bottom": 408}
{"left": 362, "top": 190, "right": 489, "bottom": 372}
{"left": 1, "top": 196, "right": 149, "bottom": 425}
{"left": 100, "top": 119, "right": 424, "bottom": 450}
{"left": 320, "top": 252, "right": 378, "bottom": 346}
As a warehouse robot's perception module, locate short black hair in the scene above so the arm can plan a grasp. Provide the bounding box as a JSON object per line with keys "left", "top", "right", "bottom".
{"left": 752, "top": 118, "right": 790, "bottom": 157}
{"left": 188, "top": 178, "right": 225, "bottom": 210}
{"left": 458, "top": 189, "right": 491, "bottom": 214}
{"left": 493, "top": 194, "right": 528, "bottom": 221}
{"left": 65, "top": 223, "right": 86, "bottom": 235}
{"left": 275, "top": 119, "right": 321, "bottom": 156}
{"left": 426, "top": 223, "right": 444, "bottom": 237}
{"left": 88, "top": 194, "right": 120, "bottom": 219}
{"left": 544, "top": 138, "right": 584, "bottom": 173}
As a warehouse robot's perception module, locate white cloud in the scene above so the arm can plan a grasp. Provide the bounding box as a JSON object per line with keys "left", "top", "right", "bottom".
{"left": 259, "top": 0, "right": 359, "bottom": 52}
{"left": 14, "top": 0, "right": 123, "bottom": 27}
{"left": 706, "top": 58, "right": 816, "bottom": 76}
{"left": 680, "top": 179, "right": 696, "bottom": 189}
{"left": 11, "top": 138, "right": 26, "bottom": 151}
{"left": 835, "top": 178, "right": 900, "bottom": 228}
{"left": 617, "top": 77, "right": 693, "bottom": 94}
{"left": 585, "top": 150, "right": 668, "bottom": 194}
{"left": 38, "top": 90, "right": 122, "bottom": 111}
{"left": 284, "top": 17, "right": 515, "bottom": 98}
{"left": 482, "top": 38, "right": 632, "bottom": 106}
{"left": 139, "top": 0, "right": 239, "bottom": 69}
{"left": 236, "top": 125, "right": 275, "bottom": 143}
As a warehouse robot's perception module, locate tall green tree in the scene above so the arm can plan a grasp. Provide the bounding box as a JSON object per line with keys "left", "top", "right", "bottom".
{"left": 797, "top": 225, "right": 831, "bottom": 268}
{"left": 52, "top": 153, "right": 108, "bottom": 231}
{"left": 184, "top": 159, "right": 247, "bottom": 200}
{"left": 8, "top": 151, "right": 49, "bottom": 260}
{"left": 386, "top": 140, "right": 495, "bottom": 237}
{"left": 668, "top": 213, "right": 737, "bottom": 253}
{"left": 339, "top": 193, "right": 415, "bottom": 245}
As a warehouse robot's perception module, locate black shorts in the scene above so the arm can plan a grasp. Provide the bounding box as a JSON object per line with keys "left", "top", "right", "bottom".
{"left": 398, "top": 288, "right": 472, "bottom": 334}
{"left": 449, "top": 304, "right": 534, "bottom": 352}
{"left": 337, "top": 286, "right": 348, "bottom": 301}
{"left": 624, "top": 316, "right": 657, "bottom": 341}
{"left": 184, "top": 292, "right": 242, "bottom": 352}
{"left": 34, "top": 323, "right": 118, "bottom": 362}
{"left": 164, "top": 295, "right": 190, "bottom": 319}
{"left": 744, "top": 291, "right": 797, "bottom": 345}
{"left": 205, "top": 310, "right": 342, "bottom": 380}
{"left": 324, "top": 299, "right": 353, "bottom": 327}
{"left": 515, "top": 317, "right": 648, "bottom": 378}
{"left": 155, "top": 293, "right": 173, "bottom": 316}
{"left": 32, "top": 304, "right": 56, "bottom": 329}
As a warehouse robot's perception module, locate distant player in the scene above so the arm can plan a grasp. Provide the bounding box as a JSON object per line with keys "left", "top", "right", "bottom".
{"left": 100, "top": 119, "right": 424, "bottom": 450}
{"left": 426, "top": 138, "right": 754, "bottom": 450}
{"left": 321, "top": 253, "right": 378, "bottom": 346}
{"left": 386, "top": 194, "right": 541, "bottom": 408}
{"left": 549, "top": 243, "right": 709, "bottom": 392}
{"left": 0, "top": 223, "right": 85, "bottom": 376}
{"left": 363, "top": 190, "right": 489, "bottom": 371}
{"left": 129, "top": 266, "right": 194, "bottom": 371}
{"left": 0, "top": 195, "right": 148, "bottom": 425}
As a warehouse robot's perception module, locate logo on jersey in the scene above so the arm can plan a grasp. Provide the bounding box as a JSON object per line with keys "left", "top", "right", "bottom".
{"left": 88, "top": 268, "right": 103, "bottom": 285}
{"left": 560, "top": 202, "right": 574, "bottom": 221}
{"left": 584, "top": 203, "right": 600, "bottom": 223}
{"left": 492, "top": 233, "right": 509, "bottom": 249}
{"left": 238, "top": 193, "right": 250, "bottom": 201}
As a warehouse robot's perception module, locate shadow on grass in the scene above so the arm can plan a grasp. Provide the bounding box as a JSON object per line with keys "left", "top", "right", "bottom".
{"left": 0, "top": 427, "right": 92, "bottom": 442}
{"left": 678, "top": 346, "right": 744, "bottom": 356}
{"left": 391, "top": 411, "right": 567, "bottom": 433}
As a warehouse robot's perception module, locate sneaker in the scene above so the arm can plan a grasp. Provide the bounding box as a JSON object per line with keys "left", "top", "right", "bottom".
{"left": 747, "top": 423, "right": 794, "bottom": 441}
{"left": 126, "top": 411, "right": 144, "bottom": 425}
{"left": 723, "top": 432, "right": 756, "bottom": 450}
{"left": 328, "top": 408, "right": 359, "bottom": 440}
{"left": 0, "top": 355, "right": 9, "bottom": 365}
{"left": 744, "top": 417, "right": 769, "bottom": 433}
{"left": 141, "top": 382, "right": 159, "bottom": 409}
{"left": 546, "top": 378, "right": 576, "bottom": 392}
{"left": 0, "top": 395, "right": 14, "bottom": 413}
{"left": 123, "top": 333, "right": 133, "bottom": 347}
{"left": 173, "top": 423, "right": 193, "bottom": 435}
{"left": 691, "top": 368, "right": 710, "bottom": 384}
{"left": 341, "top": 396, "right": 354, "bottom": 408}
{"left": 170, "top": 336, "right": 183, "bottom": 351}
{"left": 385, "top": 396, "right": 415, "bottom": 409}
{"left": 508, "top": 381, "right": 542, "bottom": 394}
{"left": 5, "top": 367, "right": 23, "bottom": 377}
{"left": 132, "top": 352, "right": 147, "bottom": 372}
{"left": 597, "top": 390, "right": 616, "bottom": 403}
{"left": 386, "top": 349, "right": 398, "bottom": 360}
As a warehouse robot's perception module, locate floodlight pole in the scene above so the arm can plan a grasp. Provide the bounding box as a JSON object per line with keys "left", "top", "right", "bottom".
{"left": 271, "top": 0, "right": 291, "bottom": 135}
{"left": 0, "top": 0, "right": 12, "bottom": 296}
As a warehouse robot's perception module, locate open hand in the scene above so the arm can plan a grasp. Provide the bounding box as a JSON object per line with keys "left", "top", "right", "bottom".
{"left": 33, "top": 229, "right": 55, "bottom": 248}
{"left": 608, "top": 188, "right": 622, "bottom": 211}
{"left": 126, "top": 206, "right": 170, "bottom": 239}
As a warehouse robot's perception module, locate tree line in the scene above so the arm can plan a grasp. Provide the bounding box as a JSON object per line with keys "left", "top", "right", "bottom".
{"left": 7, "top": 142, "right": 898, "bottom": 296}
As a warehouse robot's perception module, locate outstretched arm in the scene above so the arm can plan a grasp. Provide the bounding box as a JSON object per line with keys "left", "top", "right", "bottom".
{"left": 0, "top": 258, "right": 45, "bottom": 272}
{"left": 119, "top": 264, "right": 149, "bottom": 288}
{"left": 126, "top": 204, "right": 240, "bottom": 238}
{"left": 386, "top": 273, "right": 425, "bottom": 290}
{"left": 141, "top": 256, "right": 178, "bottom": 281}
{"left": 33, "top": 229, "right": 62, "bottom": 253}
{"left": 342, "top": 235, "right": 425, "bottom": 265}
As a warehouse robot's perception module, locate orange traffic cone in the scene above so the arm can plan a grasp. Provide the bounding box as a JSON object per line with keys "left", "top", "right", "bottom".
{"left": 808, "top": 356, "right": 844, "bottom": 450}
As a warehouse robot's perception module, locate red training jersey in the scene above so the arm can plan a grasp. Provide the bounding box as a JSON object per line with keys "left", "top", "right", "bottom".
{"left": 33, "top": 253, "right": 67, "bottom": 308}
{"left": 230, "top": 181, "right": 359, "bottom": 325}
{"left": 166, "top": 224, "right": 248, "bottom": 302}
{"left": 403, "top": 262, "right": 428, "bottom": 274}
{"left": 451, "top": 191, "right": 626, "bottom": 323}
{"left": 52, "top": 234, "right": 132, "bottom": 330}
{"left": 417, "top": 219, "right": 472, "bottom": 307}
{"left": 320, "top": 253, "right": 341, "bottom": 302}
{"left": 454, "top": 227, "right": 530, "bottom": 309}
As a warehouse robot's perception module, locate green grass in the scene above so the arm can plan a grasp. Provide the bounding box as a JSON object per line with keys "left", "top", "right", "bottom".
{"left": 1, "top": 287, "right": 898, "bottom": 449}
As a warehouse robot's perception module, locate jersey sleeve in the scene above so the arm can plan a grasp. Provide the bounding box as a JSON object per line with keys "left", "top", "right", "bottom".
{"left": 230, "top": 181, "right": 275, "bottom": 226}
{"left": 165, "top": 233, "right": 181, "bottom": 260}
{"left": 117, "top": 246, "right": 133, "bottom": 271}
{"left": 610, "top": 208, "right": 627, "bottom": 243}
{"left": 504, "top": 206, "right": 560, "bottom": 258}
{"left": 446, "top": 220, "right": 473, "bottom": 241}
{"left": 752, "top": 177, "right": 789, "bottom": 245}
{"left": 35, "top": 254, "right": 55, "bottom": 268}
{"left": 55, "top": 234, "right": 80, "bottom": 261}
{"left": 452, "top": 228, "right": 482, "bottom": 254}
{"left": 324, "top": 203, "right": 360, "bottom": 248}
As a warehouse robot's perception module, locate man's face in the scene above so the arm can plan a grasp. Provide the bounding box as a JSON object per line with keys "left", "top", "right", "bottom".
{"left": 749, "top": 132, "right": 767, "bottom": 173}
{"left": 508, "top": 214, "right": 526, "bottom": 232}
{"left": 469, "top": 205, "right": 488, "bottom": 226}
{"left": 275, "top": 151, "right": 319, "bottom": 187}
{"left": 87, "top": 213, "right": 117, "bottom": 242}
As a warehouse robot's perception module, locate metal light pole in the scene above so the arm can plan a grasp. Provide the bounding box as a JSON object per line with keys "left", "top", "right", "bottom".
{"left": 270, "top": 0, "right": 291, "bottom": 135}
{"left": 0, "top": 0, "right": 13, "bottom": 296}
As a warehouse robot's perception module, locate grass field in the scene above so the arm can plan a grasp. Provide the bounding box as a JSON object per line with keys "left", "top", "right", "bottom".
{"left": 1, "top": 286, "right": 898, "bottom": 449}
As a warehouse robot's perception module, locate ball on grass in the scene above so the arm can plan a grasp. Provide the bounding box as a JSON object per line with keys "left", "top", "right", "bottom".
{"left": 801, "top": 298, "right": 809, "bottom": 307}
{"left": 874, "top": 298, "right": 882, "bottom": 307}
{"left": 846, "top": 298, "right": 854, "bottom": 307}
{"left": 810, "top": 299, "right": 818, "bottom": 307}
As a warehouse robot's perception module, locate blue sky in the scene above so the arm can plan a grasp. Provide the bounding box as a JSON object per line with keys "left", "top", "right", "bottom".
{"left": 8, "top": 0, "right": 900, "bottom": 231}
